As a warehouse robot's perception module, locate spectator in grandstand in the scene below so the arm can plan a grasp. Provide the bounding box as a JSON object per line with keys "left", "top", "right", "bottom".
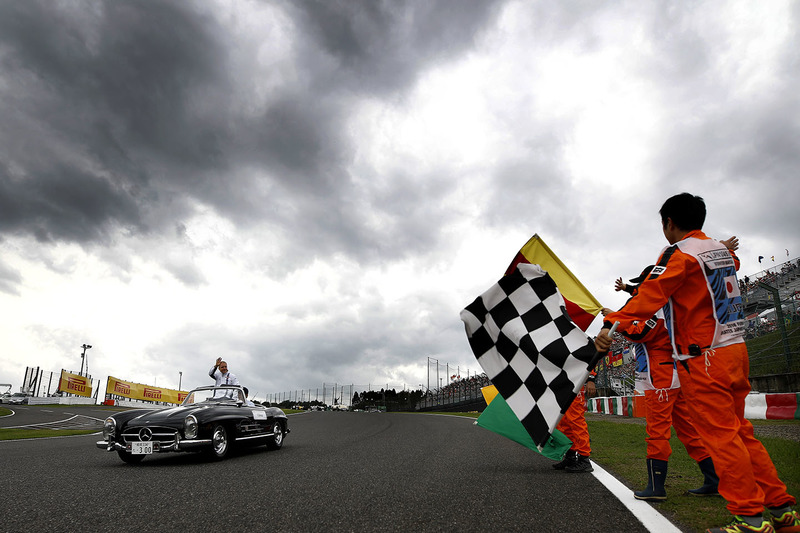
{"left": 608, "top": 266, "right": 721, "bottom": 502}
{"left": 209, "top": 357, "right": 240, "bottom": 398}
{"left": 598, "top": 193, "right": 798, "bottom": 533}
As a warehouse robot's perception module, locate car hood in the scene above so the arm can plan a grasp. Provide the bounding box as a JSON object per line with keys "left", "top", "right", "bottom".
{"left": 125, "top": 404, "right": 218, "bottom": 426}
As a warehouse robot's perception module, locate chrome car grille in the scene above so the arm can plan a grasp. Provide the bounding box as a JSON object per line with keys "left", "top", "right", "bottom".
{"left": 121, "top": 426, "right": 179, "bottom": 446}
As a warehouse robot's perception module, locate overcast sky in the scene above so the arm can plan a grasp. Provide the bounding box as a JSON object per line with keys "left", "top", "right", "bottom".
{"left": 1, "top": 0, "right": 798, "bottom": 400}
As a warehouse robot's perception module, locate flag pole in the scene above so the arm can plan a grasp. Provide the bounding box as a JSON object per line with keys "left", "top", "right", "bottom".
{"left": 588, "top": 321, "right": 619, "bottom": 370}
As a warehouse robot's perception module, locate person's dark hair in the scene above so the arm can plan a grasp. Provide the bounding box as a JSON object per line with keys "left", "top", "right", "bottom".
{"left": 243, "top": 386, "right": 249, "bottom": 396}
{"left": 659, "top": 193, "right": 706, "bottom": 231}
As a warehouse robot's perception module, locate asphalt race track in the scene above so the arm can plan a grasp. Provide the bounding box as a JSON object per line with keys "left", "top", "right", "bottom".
{"left": 1, "top": 407, "right": 659, "bottom": 532}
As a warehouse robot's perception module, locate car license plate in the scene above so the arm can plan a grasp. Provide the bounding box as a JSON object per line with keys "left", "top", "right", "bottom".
{"left": 131, "top": 442, "right": 154, "bottom": 454}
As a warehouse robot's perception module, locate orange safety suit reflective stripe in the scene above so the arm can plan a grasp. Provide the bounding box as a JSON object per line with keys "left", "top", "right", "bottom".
{"left": 605, "top": 230, "right": 795, "bottom": 515}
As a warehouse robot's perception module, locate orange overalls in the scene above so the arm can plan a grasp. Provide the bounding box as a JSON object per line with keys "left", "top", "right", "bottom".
{"left": 605, "top": 230, "right": 795, "bottom": 516}
{"left": 555, "top": 371, "right": 594, "bottom": 456}
{"left": 619, "top": 312, "right": 708, "bottom": 462}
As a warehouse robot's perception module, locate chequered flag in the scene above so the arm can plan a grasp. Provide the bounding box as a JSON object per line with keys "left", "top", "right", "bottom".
{"left": 460, "top": 263, "right": 597, "bottom": 450}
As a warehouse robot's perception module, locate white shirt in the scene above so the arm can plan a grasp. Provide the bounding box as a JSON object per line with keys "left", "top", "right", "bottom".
{"left": 209, "top": 366, "right": 240, "bottom": 398}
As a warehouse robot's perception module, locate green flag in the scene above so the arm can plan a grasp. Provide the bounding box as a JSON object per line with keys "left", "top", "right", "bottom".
{"left": 476, "top": 393, "right": 572, "bottom": 461}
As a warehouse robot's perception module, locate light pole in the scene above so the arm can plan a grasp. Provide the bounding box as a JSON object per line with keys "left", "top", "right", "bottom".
{"left": 428, "top": 356, "right": 439, "bottom": 392}
{"left": 178, "top": 371, "right": 182, "bottom": 390}
{"left": 79, "top": 344, "right": 92, "bottom": 377}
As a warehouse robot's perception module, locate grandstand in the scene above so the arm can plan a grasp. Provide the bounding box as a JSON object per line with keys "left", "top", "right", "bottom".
{"left": 741, "top": 257, "right": 800, "bottom": 334}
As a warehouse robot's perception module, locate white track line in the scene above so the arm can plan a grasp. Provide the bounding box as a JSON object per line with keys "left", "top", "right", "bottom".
{"left": 591, "top": 460, "right": 683, "bottom": 533}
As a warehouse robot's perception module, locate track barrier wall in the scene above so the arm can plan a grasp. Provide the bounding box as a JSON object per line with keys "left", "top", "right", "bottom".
{"left": 27, "top": 396, "right": 96, "bottom": 406}
{"left": 586, "top": 392, "right": 800, "bottom": 420}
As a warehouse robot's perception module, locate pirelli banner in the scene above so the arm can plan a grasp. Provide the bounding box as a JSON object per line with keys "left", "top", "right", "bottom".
{"left": 59, "top": 370, "right": 93, "bottom": 398}
{"left": 106, "top": 376, "right": 187, "bottom": 405}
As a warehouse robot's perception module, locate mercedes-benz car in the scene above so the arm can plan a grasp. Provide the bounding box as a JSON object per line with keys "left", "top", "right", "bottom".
{"left": 96, "top": 385, "right": 289, "bottom": 464}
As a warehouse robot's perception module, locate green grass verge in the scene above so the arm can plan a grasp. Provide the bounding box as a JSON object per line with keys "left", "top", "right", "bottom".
{"left": 587, "top": 418, "right": 800, "bottom": 532}
{"left": 0, "top": 428, "right": 98, "bottom": 440}
{"left": 0, "top": 407, "right": 11, "bottom": 416}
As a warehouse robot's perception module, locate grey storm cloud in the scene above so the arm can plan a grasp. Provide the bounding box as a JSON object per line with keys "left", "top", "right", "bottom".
{"left": 0, "top": 0, "right": 505, "bottom": 271}
{"left": 288, "top": 0, "right": 505, "bottom": 92}
{"left": 0, "top": 0, "right": 224, "bottom": 243}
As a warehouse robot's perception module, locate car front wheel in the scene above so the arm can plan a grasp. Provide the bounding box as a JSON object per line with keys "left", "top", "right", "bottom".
{"left": 209, "top": 424, "right": 230, "bottom": 460}
{"left": 266, "top": 421, "right": 284, "bottom": 450}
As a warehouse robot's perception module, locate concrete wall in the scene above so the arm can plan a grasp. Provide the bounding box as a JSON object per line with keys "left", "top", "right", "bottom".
{"left": 27, "top": 396, "right": 96, "bottom": 406}
{"left": 750, "top": 372, "right": 800, "bottom": 394}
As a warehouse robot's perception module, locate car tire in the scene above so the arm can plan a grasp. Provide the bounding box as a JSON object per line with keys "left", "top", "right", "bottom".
{"left": 117, "top": 450, "right": 145, "bottom": 465}
{"left": 266, "top": 421, "right": 284, "bottom": 450}
{"left": 209, "top": 424, "right": 230, "bottom": 460}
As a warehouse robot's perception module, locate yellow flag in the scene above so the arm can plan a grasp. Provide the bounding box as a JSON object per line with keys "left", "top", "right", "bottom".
{"left": 481, "top": 384, "right": 499, "bottom": 405}
{"left": 505, "top": 234, "right": 602, "bottom": 331}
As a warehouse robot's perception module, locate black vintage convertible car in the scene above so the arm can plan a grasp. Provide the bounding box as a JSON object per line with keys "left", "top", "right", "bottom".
{"left": 96, "top": 385, "right": 289, "bottom": 463}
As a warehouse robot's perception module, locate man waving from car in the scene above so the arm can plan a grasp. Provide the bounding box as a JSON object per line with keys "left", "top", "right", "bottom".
{"left": 209, "top": 357, "right": 240, "bottom": 397}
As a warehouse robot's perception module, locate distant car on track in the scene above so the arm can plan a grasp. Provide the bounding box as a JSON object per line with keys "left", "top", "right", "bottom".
{"left": 96, "top": 385, "right": 289, "bottom": 464}
{"left": 5, "top": 392, "right": 29, "bottom": 405}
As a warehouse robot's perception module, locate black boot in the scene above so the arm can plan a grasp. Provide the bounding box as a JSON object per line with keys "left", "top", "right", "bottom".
{"left": 552, "top": 449, "right": 578, "bottom": 470}
{"left": 565, "top": 454, "right": 593, "bottom": 473}
{"left": 634, "top": 458, "right": 668, "bottom": 501}
{"left": 687, "top": 457, "right": 719, "bottom": 496}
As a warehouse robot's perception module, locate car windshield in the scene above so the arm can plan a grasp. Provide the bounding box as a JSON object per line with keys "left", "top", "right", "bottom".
{"left": 182, "top": 387, "right": 244, "bottom": 406}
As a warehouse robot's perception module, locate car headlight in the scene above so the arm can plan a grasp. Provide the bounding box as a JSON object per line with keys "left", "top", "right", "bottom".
{"left": 103, "top": 417, "right": 116, "bottom": 440}
{"left": 184, "top": 415, "right": 198, "bottom": 439}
